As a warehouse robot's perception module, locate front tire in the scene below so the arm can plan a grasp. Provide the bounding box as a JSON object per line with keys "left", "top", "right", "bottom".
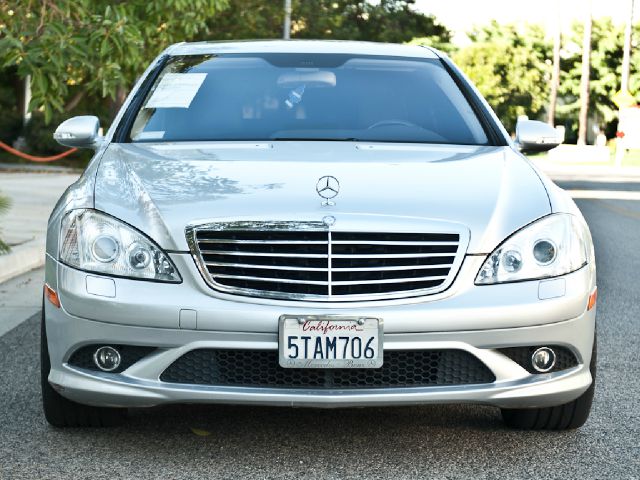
{"left": 501, "top": 336, "right": 596, "bottom": 430}
{"left": 41, "top": 306, "right": 126, "bottom": 427}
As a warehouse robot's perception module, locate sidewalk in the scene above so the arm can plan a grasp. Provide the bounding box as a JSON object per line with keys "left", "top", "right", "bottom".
{"left": 0, "top": 267, "right": 43, "bottom": 337}
{"left": 0, "top": 171, "right": 79, "bottom": 284}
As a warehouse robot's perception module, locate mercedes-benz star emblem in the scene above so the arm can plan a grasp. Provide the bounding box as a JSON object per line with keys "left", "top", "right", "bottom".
{"left": 316, "top": 176, "right": 340, "bottom": 206}
{"left": 322, "top": 215, "right": 336, "bottom": 227}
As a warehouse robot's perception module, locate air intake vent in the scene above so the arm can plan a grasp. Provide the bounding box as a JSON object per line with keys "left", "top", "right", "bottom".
{"left": 160, "top": 349, "right": 496, "bottom": 388}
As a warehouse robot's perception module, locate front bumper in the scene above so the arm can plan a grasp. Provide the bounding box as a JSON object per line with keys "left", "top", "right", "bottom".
{"left": 44, "top": 254, "right": 597, "bottom": 409}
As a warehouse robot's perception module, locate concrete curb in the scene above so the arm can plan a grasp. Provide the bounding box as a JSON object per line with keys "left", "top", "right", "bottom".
{"left": 0, "top": 237, "right": 45, "bottom": 285}
{"left": 0, "top": 162, "right": 82, "bottom": 174}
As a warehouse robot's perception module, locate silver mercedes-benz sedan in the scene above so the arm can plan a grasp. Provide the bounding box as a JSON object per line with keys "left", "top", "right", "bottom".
{"left": 43, "top": 40, "right": 597, "bottom": 430}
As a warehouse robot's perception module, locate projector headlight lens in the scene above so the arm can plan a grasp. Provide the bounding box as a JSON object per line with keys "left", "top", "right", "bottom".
{"left": 476, "top": 214, "right": 590, "bottom": 285}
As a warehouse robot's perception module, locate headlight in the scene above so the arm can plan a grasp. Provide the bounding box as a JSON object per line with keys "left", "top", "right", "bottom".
{"left": 59, "top": 209, "right": 181, "bottom": 283}
{"left": 475, "top": 214, "right": 590, "bottom": 285}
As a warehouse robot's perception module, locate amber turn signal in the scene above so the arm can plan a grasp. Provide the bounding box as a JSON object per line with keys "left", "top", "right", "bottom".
{"left": 587, "top": 287, "right": 598, "bottom": 311}
{"left": 44, "top": 284, "right": 60, "bottom": 308}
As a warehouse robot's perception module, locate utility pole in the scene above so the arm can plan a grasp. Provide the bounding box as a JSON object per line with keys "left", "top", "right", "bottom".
{"left": 577, "top": 0, "right": 593, "bottom": 146}
{"left": 22, "top": 76, "right": 32, "bottom": 126}
{"left": 621, "top": 0, "right": 635, "bottom": 93}
{"left": 283, "top": 0, "right": 292, "bottom": 40}
{"left": 548, "top": 12, "right": 561, "bottom": 127}
{"left": 615, "top": 0, "right": 636, "bottom": 167}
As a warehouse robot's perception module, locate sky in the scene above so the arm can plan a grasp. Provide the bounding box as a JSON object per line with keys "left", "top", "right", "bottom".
{"left": 415, "top": 0, "right": 635, "bottom": 42}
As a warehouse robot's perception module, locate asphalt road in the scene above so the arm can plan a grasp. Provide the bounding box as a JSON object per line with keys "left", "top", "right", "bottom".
{"left": 1, "top": 181, "right": 639, "bottom": 479}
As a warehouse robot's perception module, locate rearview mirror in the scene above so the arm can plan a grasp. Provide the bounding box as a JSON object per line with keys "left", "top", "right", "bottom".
{"left": 515, "top": 119, "right": 562, "bottom": 154}
{"left": 53, "top": 116, "right": 103, "bottom": 149}
{"left": 277, "top": 71, "right": 336, "bottom": 88}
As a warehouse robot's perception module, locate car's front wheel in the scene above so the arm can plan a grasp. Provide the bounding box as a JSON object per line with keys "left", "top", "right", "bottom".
{"left": 500, "top": 336, "right": 596, "bottom": 430}
{"left": 41, "top": 305, "right": 126, "bottom": 427}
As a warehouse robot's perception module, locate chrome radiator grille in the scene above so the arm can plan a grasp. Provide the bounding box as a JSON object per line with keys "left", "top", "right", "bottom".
{"left": 188, "top": 222, "right": 464, "bottom": 301}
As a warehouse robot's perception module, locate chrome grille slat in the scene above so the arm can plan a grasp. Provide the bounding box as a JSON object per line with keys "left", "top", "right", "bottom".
{"left": 200, "top": 250, "right": 328, "bottom": 258}
{"left": 199, "top": 239, "right": 327, "bottom": 245}
{"left": 212, "top": 274, "right": 329, "bottom": 285}
{"left": 334, "top": 264, "right": 451, "bottom": 272}
{"left": 188, "top": 222, "right": 465, "bottom": 301}
{"left": 331, "top": 240, "right": 459, "bottom": 246}
{"left": 332, "top": 275, "right": 448, "bottom": 286}
{"left": 205, "top": 262, "right": 328, "bottom": 272}
{"left": 204, "top": 262, "right": 453, "bottom": 273}
{"left": 332, "top": 252, "right": 455, "bottom": 258}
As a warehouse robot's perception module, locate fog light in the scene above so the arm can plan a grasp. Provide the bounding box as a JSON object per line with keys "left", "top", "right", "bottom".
{"left": 531, "top": 347, "right": 556, "bottom": 373}
{"left": 93, "top": 346, "right": 121, "bottom": 372}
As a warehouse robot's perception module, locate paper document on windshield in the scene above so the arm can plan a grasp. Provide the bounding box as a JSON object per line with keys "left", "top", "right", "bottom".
{"left": 145, "top": 73, "right": 207, "bottom": 109}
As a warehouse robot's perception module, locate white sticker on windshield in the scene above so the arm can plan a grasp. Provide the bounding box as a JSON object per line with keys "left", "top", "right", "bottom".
{"left": 145, "top": 73, "right": 207, "bottom": 109}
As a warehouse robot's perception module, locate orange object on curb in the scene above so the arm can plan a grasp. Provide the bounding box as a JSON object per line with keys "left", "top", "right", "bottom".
{"left": 44, "top": 284, "right": 60, "bottom": 308}
{"left": 587, "top": 287, "right": 598, "bottom": 311}
{"left": 0, "top": 140, "right": 77, "bottom": 162}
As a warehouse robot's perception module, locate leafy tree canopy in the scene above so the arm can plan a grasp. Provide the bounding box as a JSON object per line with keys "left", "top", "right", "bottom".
{"left": 452, "top": 22, "right": 551, "bottom": 133}
{"left": 450, "top": 18, "right": 640, "bottom": 141}
{"left": 556, "top": 18, "right": 640, "bottom": 140}
{"left": 0, "top": 0, "right": 227, "bottom": 122}
{"left": 205, "top": 0, "right": 450, "bottom": 44}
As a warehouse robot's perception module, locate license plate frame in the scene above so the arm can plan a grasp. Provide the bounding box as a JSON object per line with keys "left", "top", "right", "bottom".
{"left": 278, "top": 315, "right": 383, "bottom": 369}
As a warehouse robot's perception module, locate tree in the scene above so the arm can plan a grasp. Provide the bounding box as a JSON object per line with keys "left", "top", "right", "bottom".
{"left": 556, "top": 18, "right": 640, "bottom": 143}
{"left": 452, "top": 22, "right": 552, "bottom": 133}
{"left": 205, "top": 0, "right": 450, "bottom": 45}
{"left": 294, "top": 0, "right": 450, "bottom": 43}
{"left": 548, "top": 18, "right": 561, "bottom": 126}
{"left": 0, "top": 0, "right": 228, "bottom": 123}
{"left": 577, "top": 3, "right": 593, "bottom": 145}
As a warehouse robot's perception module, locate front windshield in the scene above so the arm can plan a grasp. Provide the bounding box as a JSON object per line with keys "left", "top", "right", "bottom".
{"left": 129, "top": 53, "right": 489, "bottom": 145}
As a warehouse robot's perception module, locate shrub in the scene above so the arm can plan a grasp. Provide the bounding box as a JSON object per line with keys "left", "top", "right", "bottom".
{"left": 22, "top": 111, "right": 69, "bottom": 155}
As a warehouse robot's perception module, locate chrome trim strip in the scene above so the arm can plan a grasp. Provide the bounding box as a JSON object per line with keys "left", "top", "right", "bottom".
{"left": 327, "top": 230, "right": 333, "bottom": 297}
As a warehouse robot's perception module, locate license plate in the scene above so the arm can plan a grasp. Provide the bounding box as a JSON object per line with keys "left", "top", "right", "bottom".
{"left": 279, "top": 315, "right": 383, "bottom": 368}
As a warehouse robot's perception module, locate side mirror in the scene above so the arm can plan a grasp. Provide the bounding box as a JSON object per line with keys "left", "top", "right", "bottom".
{"left": 515, "top": 119, "right": 562, "bottom": 154}
{"left": 53, "top": 116, "right": 103, "bottom": 149}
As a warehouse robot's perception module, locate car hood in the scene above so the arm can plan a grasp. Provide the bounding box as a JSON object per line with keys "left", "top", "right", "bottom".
{"left": 94, "top": 142, "right": 550, "bottom": 253}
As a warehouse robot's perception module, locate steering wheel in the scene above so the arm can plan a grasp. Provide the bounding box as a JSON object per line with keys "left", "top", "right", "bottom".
{"left": 367, "top": 119, "right": 419, "bottom": 130}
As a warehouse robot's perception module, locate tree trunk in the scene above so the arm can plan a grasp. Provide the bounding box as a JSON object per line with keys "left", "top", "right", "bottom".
{"left": 548, "top": 18, "right": 561, "bottom": 127}
{"left": 64, "top": 90, "right": 85, "bottom": 112}
{"left": 109, "top": 86, "right": 128, "bottom": 118}
{"left": 577, "top": 3, "right": 592, "bottom": 146}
